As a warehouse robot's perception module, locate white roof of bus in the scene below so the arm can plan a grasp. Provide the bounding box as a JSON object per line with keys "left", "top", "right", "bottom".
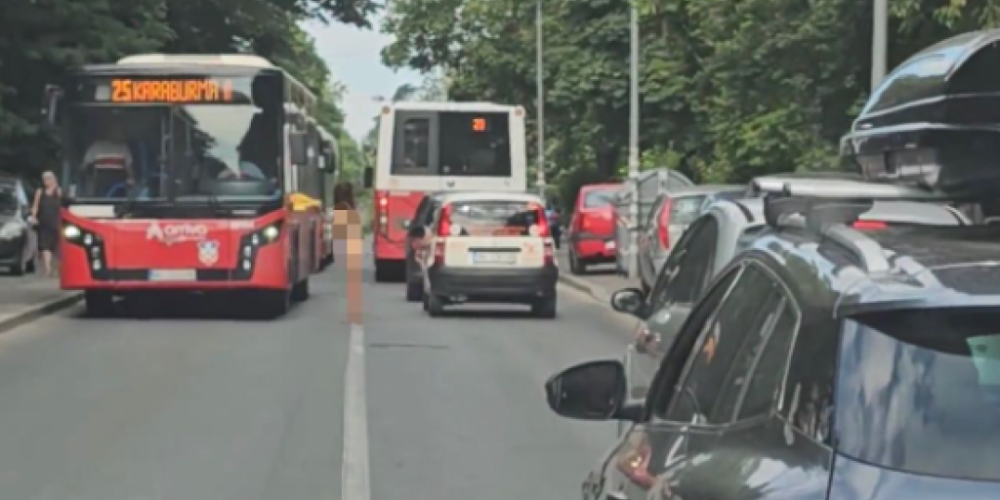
{"left": 389, "top": 101, "right": 520, "bottom": 112}
{"left": 439, "top": 191, "right": 542, "bottom": 205}
{"left": 117, "top": 54, "right": 275, "bottom": 68}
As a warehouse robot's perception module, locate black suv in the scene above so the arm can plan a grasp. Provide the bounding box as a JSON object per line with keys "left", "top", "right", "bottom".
{"left": 545, "top": 179, "right": 1000, "bottom": 500}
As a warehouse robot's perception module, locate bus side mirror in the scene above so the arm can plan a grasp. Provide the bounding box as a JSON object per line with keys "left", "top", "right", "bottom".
{"left": 289, "top": 132, "right": 308, "bottom": 166}
{"left": 42, "top": 85, "right": 63, "bottom": 127}
{"left": 363, "top": 167, "right": 374, "bottom": 188}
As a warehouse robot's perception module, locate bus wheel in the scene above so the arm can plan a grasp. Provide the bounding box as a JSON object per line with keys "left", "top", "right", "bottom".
{"left": 374, "top": 260, "right": 392, "bottom": 283}
{"left": 84, "top": 291, "right": 115, "bottom": 317}
{"left": 291, "top": 278, "right": 310, "bottom": 302}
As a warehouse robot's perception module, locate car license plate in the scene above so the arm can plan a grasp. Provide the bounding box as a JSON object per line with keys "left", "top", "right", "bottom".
{"left": 149, "top": 269, "right": 197, "bottom": 281}
{"left": 473, "top": 252, "right": 516, "bottom": 265}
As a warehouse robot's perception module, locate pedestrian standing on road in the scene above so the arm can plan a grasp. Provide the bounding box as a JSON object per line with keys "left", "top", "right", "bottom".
{"left": 31, "top": 170, "right": 62, "bottom": 277}
{"left": 333, "top": 181, "right": 362, "bottom": 326}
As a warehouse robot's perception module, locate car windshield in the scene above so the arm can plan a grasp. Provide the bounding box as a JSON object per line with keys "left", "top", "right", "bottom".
{"left": 0, "top": 185, "right": 18, "bottom": 213}
{"left": 583, "top": 189, "right": 616, "bottom": 209}
{"left": 836, "top": 308, "right": 1000, "bottom": 482}
{"left": 447, "top": 200, "right": 540, "bottom": 236}
{"left": 671, "top": 195, "right": 707, "bottom": 224}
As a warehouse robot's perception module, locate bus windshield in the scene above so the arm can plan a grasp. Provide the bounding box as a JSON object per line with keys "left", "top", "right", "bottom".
{"left": 62, "top": 73, "right": 283, "bottom": 202}
{"left": 391, "top": 111, "right": 512, "bottom": 177}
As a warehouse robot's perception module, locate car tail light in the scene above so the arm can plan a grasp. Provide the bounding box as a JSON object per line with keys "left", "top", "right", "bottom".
{"left": 853, "top": 220, "right": 887, "bottom": 230}
{"left": 616, "top": 438, "right": 655, "bottom": 489}
{"left": 657, "top": 198, "right": 673, "bottom": 248}
{"left": 438, "top": 204, "right": 453, "bottom": 236}
{"left": 433, "top": 240, "right": 445, "bottom": 266}
{"left": 529, "top": 203, "right": 551, "bottom": 237}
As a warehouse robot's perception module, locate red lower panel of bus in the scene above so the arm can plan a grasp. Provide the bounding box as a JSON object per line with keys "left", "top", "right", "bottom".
{"left": 373, "top": 190, "right": 425, "bottom": 261}
{"left": 60, "top": 210, "right": 292, "bottom": 291}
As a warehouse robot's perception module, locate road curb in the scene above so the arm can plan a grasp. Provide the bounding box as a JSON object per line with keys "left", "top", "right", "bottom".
{"left": 0, "top": 293, "right": 83, "bottom": 334}
{"left": 558, "top": 273, "right": 611, "bottom": 305}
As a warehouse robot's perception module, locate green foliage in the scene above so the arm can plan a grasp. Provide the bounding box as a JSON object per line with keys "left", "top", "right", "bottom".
{"left": 0, "top": 0, "right": 374, "bottom": 178}
{"left": 381, "top": 0, "right": 1000, "bottom": 191}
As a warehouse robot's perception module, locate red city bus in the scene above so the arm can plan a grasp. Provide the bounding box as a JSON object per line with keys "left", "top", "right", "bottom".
{"left": 363, "top": 102, "right": 528, "bottom": 282}
{"left": 44, "top": 54, "right": 337, "bottom": 317}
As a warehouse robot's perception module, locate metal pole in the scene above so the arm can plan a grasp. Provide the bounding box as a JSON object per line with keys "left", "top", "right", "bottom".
{"left": 536, "top": 0, "right": 546, "bottom": 196}
{"left": 872, "top": 0, "right": 888, "bottom": 91}
{"left": 627, "top": 1, "right": 640, "bottom": 280}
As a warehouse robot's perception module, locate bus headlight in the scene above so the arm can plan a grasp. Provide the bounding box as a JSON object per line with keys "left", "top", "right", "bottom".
{"left": 262, "top": 225, "right": 280, "bottom": 242}
{"left": 63, "top": 224, "right": 82, "bottom": 240}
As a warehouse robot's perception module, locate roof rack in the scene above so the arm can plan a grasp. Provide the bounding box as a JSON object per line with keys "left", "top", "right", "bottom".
{"left": 753, "top": 175, "right": 962, "bottom": 273}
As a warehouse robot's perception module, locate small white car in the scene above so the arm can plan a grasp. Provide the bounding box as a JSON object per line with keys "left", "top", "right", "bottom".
{"left": 412, "top": 192, "right": 558, "bottom": 318}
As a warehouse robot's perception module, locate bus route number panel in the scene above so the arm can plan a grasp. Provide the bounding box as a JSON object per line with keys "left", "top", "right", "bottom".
{"left": 106, "top": 78, "right": 247, "bottom": 104}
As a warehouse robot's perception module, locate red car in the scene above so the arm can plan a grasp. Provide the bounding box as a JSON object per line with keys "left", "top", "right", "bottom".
{"left": 567, "top": 183, "right": 620, "bottom": 274}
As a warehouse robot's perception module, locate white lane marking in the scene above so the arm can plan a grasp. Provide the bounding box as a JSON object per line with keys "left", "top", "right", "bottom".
{"left": 342, "top": 323, "right": 371, "bottom": 500}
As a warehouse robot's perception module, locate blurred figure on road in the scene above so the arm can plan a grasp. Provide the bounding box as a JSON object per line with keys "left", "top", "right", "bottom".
{"left": 31, "top": 170, "right": 62, "bottom": 276}
{"left": 546, "top": 202, "right": 562, "bottom": 249}
{"left": 333, "top": 181, "right": 362, "bottom": 326}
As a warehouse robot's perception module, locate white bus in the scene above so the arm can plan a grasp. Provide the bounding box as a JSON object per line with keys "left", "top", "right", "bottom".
{"left": 364, "top": 101, "right": 528, "bottom": 281}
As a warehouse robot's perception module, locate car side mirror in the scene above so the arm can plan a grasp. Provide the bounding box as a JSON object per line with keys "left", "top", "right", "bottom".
{"left": 363, "top": 166, "right": 374, "bottom": 189}
{"left": 289, "top": 132, "right": 308, "bottom": 166}
{"left": 407, "top": 225, "right": 426, "bottom": 239}
{"left": 611, "top": 287, "right": 647, "bottom": 319}
{"left": 544, "top": 360, "right": 636, "bottom": 421}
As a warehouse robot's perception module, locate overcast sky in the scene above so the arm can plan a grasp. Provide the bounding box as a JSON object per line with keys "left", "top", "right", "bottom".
{"left": 303, "top": 14, "right": 420, "bottom": 142}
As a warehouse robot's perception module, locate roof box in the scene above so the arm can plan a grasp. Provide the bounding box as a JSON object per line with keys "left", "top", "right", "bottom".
{"left": 840, "top": 29, "right": 1000, "bottom": 199}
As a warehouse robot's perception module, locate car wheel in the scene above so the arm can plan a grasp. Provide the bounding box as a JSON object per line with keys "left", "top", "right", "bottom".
{"left": 84, "top": 291, "right": 115, "bottom": 317}
{"left": 406, "top": 279, "right": 423, "bottom": 302}
{"left": 426, "top": 293, "right": 444, "bottom": 317}
{"left": 532, "top": 297, "right": 557, "bottom": 319}
{"left": 291, "top": 278, "right": 310, "bottom": 302}
{"left": 374, "top": 259, "right": 391, "bottom": 283}
{"left": 25, "top": 255, "right": 36, "bottom": 274}
{"left": 569, "top": 251, "right": 586, "bottom": 275}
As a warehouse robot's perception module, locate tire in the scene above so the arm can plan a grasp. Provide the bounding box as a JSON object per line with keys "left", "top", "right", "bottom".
{"left": 569, "top": 251, "right": 586, "bottom": 275}
{"left": 291, "top": 278, "right": 310, "bottom": 302}
{"left": 84, "top": 291, "right": 115, "bottom": 317}
{"left": 532, "top": 297, "right": 557, "bottom": 319}
{"left": 9, "top": 250, "right": 25, "bottom": 276}
{"left": 425, "top": 293, "right": 444, "bottom": 317}
{"left": 25, "top": 256, "right": 35, "bottom": 274}
{"left": 406, "top": 279, "right": 423, "bottom": 302}
{"left": 374, "top": 259, "right": 392, "bottom": 283}
{"left": 259, "top": 289, "right": 291, "bottom": 318}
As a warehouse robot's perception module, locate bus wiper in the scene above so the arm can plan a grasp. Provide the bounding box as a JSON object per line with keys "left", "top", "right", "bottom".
{"left": 207, "top": 190, "right": 223, "bottom": 216}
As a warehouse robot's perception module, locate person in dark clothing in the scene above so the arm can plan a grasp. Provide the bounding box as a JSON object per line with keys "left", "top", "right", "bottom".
{"left": 31, "top": 170, "right": 62, "bottom": 276}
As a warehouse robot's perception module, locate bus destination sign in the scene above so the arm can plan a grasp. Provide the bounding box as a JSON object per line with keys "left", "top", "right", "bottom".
{"left": 110, "top": 78, "right": 236, "bottom": 103}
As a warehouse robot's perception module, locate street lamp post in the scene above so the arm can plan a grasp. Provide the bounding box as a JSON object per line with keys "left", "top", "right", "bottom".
{"left": 627, "top": 1, "right": 640, "bottom": 280}
{"left": 536, "top": 0, "right": 546, "bottom": 197}
{"left": 872, "top": 0, "right": 888, "bottom": 91}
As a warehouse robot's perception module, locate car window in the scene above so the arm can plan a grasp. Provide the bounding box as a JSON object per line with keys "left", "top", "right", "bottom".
{"left": 836, "top": 308, "right": 1000, "bottom": 481}
{"left": 709, "top": 287, "right": 786, "bottom": 424}
{"left": 661, "top": 217, "right": 719, "bottom": 306}
{"left": 782, "top": 318, "right": 839, "bottom": 445}
{"left": 736, "top": 299, "right": 799, "bottom": 420}
{"left": 670, "top": 195, "right": 707, "bottom": 225}
{"left": 647, "top": 217, "right": 713, "bottom": 310}
{"left": 664, "top": 264, "right": 780, "bottom": 424}
{"left": 583, "top": 189, "right": 616, "bottom": 209}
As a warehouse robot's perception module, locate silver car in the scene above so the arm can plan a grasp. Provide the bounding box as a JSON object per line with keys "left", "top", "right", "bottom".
{"left": 635, "top": 185, "right": 744, "bottom": 292}
{"left": 615, "top": 196, "right": 969, "bottom": 401}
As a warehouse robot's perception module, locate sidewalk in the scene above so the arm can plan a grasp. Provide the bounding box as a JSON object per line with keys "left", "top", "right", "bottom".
{"left": 0, "top": 274, "right": 82, "bottom": 333}
{"left": 555, "top": 249, "right": 638, "bottom": 304}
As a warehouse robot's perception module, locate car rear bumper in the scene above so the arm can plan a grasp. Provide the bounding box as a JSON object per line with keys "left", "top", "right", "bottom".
{"left": 572, "top": 235, "right": 617, "bottom": 261}
{"left": 427, "top": 265, "right": 558, "bottom": 301}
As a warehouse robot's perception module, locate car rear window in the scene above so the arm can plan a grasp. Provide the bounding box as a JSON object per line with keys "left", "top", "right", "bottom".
{"left": 583, "top": 189, "right": 617, "bottom": 209}
{"left": 670, "top": 195, "right": 707, "bottom": 225}
{"left": 836, "top": 308, "right": 1000, "bottom": 481}
{"left": 447, "top": 200, "right": 541, "bottom": 237}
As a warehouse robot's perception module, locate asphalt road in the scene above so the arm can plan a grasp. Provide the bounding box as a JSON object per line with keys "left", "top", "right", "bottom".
{"left": 0, "top": 259, "right": 635, "bottom": 500}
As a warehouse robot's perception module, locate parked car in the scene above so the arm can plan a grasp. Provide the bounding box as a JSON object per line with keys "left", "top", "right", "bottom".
{"left": 0, "top": 175, "right": 38, "bottom": 276}
{"left": 548, "top": 176, "right": 986, "bottom": 500}
{"left": 414, "top": 192, "right": 558, "bottom": 318}
{"left": 567, "top": 183, "right": 621, "bottom": 274}
{"left": 404, "top": 191, "right": 447, "bottom": 302}
{"left": 635, "top": 185, "right": 744, "bottom": 292}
